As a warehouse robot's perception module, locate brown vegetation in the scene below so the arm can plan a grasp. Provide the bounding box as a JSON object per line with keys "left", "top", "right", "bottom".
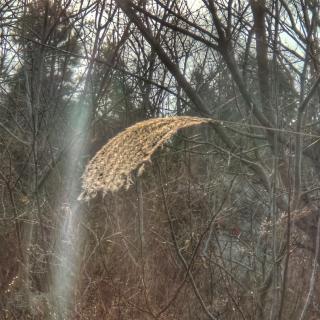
{"left": 1, "top": 0, "right": 320, "bottom": 319}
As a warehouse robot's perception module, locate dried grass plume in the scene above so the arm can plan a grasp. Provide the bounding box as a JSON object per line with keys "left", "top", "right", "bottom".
{"left": 80, "top": 116, "right": 211, "bottom": 200}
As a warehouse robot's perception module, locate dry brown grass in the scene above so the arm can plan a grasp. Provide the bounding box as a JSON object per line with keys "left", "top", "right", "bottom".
{"left": 80, "top": 116, "right": 211, "bottom": 199}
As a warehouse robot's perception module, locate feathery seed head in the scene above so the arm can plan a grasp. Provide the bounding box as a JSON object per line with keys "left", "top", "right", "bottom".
{"left": 80, "top": 116, "right": 211, "bottom": 200}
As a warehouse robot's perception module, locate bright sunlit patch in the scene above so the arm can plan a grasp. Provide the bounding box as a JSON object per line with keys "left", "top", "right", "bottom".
{"left": 50, "top": 102, "right": 90, "bottom": 319}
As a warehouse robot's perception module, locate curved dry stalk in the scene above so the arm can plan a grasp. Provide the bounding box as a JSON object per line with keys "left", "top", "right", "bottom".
{"left": 80, "top": 116, "right": 211, "bottom": 200}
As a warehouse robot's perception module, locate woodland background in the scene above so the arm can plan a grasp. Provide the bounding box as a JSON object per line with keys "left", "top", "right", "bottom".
{"left": 1, "top": 0, "right": 320, "bottom": 319}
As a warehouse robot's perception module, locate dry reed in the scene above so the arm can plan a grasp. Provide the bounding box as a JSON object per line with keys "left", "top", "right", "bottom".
{"left": 80, "top": 116, "right": 211, "bottom": 200}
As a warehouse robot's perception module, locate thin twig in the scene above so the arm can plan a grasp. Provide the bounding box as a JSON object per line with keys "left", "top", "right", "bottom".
{"left": 157, "top": 162, "right": 218, "bottom": 320}
{"left": 298, "top": 214, "right": 320, "bottom": 320}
